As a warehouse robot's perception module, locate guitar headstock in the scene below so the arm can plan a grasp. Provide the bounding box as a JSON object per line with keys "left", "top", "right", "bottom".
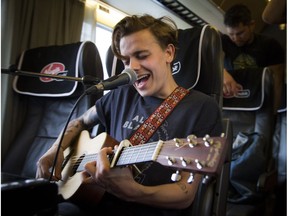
{"left": 156, "top": 134, "right": 228, "bottom": 178}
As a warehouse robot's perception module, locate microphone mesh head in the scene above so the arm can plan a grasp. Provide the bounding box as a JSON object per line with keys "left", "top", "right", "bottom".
{"left": 122, "top": 68, "right": 137, "bottom": 84}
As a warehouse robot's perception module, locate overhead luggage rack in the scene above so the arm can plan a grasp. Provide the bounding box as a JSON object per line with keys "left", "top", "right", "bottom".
{"left": 153, "top": 0, "right": 207, "bottom": 26}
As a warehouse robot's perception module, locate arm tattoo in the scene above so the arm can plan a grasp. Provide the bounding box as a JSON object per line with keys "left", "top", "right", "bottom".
{"left": 83, "top": 106, "right": 99, "bottom": 129}
{"left": 66, "top": 120, "right": 82, "bottom": 133}
{"left": 65, "top": 107, "right": 98, "bottom": 134}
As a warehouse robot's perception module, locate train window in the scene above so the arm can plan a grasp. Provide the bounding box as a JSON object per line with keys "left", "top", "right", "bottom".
{"left": 95, "top": 25, "right": 112, "bottom": 80}
{"left": 81, "top": 0, "right": 128, "bottom": 80}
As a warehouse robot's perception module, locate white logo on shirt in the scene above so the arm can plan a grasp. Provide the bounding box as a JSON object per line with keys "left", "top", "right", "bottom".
{"left": 122, "top": 115, "right": 145, "bottom": 130}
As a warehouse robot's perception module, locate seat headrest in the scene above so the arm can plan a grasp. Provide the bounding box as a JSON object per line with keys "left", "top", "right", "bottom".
{"left": 223, "top": 68, "right": 269, "bottom": 111}
{"left": 105, "top": 26, "right": 207, "bottom": 89}
{"left": 13, "top": 41, "right": 98, "bottom": 97}
{"left": 105, "top": 46, "right": 124, "bottom": 77}
{"left": 172, "top": 26, "right": 204, "bottom": 90}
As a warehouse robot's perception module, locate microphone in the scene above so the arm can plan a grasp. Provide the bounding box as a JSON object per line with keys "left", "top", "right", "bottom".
{"left": 85, "top": 68, "right": 137, "bottom": 94}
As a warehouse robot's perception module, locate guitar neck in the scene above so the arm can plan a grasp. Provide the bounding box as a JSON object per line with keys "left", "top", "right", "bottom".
{"left": 74, "top": 134, "right": 227, "bottom": 176}
{"left": 76, "top": 140, "right": 160, "bottom": 172}
{"left": 110, "top": 139, "right": 161, "bottom": 167}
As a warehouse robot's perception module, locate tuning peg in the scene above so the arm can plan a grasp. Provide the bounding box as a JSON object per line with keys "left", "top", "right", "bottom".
{"left": 203, "top": 134, "right": 213, "bottom": 147}
{"left": 173, "top": 138, "right": 183, "bottom": 147}
{"left": 187, "top": 173, "right": 194, "bottom": 184}
{"left": 166, "top": 156, "right": 176, "bottom": 166}
{"left": 180, "top": 157, "right": 191, "bottom": 167}
{"left": 171, "top": 170, "right": 182, "bottom": 182}
{"left": 187, "top": 134, "right": 198, "bottom": 147}
{"left": 202, "top": 175, "right": 212, "bottom": 184}
{"left": 195, "top": 159, "right": 205, "bottom": 169}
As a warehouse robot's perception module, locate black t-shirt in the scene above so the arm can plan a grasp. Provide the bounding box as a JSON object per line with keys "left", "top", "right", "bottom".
{"left": 93, "top": 85, "right": 223, "bottom": 216}
{"left": 96, "top": 85, "right": 222, "bottom": 143}
{"left": 221, "top": 33, "right": 285, "bottom": 71}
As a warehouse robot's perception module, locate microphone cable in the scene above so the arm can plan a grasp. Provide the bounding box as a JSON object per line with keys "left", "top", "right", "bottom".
{"left": 49, "top": 89, "right": 92, "bottom": 182}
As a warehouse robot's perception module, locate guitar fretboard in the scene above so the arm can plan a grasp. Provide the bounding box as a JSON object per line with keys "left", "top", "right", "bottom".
{"left": 116, "top": 142, "right": 160, "bottom": 166}
{"left": 76, "top": 140, "right": 162, "bottom": 172}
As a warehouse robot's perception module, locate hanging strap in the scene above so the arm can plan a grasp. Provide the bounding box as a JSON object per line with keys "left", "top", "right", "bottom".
{"left": 129, "top": 86, "right": 189, "bottom": 145}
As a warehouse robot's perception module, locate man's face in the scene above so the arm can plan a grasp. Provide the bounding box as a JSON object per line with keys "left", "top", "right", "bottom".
{"left": 119, "top": 29, "right": 175, "bottom": 99}
{"left": 226, "top": 22, "right": 255, "bottom": 47}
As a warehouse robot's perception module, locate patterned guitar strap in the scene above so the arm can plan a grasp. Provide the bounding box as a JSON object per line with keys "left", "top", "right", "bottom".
{"left": 129, "top": 86, "right": 189, "bottom": 145}
{"left": 128, "top": 86, "right": 189, "bottom": 180}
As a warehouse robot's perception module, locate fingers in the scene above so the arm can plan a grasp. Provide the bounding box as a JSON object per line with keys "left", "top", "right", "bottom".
{"left": 36, "top": 163, "right": 46, "bottom": 179}
{"left": 81, "top": 171, "right": 94, "bottom": 184}
{"left": 36, "top": 147, "right": 64, "bottom": 181}
{"left": 83, "top": 147, "right": 113, "bottom": 188}
{"left": 84, "top": 160, "right": 97, "bottom": 176}
{"left": 84, "top": 159, "right": 107, "bottom": 188}
{"left": 36, "top": 163, "right": 56, "bottom": 181}
{"left": 36, "top": 158, "right": 51, "bottom": 178}
{"left": 223, "top": 81, "right": 243, "bottom": 97}
{"left": 223, "top": 69, "right": 240, "bottom": 96}
{"left": 235, "top": 83, "right": 243, "bottom": 91}
{"left": 97, "top": 147, "right": 113, "bottom": 169}
{"left": 223, "top": 84, "right": 230, "bottom": 96}
{"left": 53, "top": 160, "right": 63, "bottom": 180}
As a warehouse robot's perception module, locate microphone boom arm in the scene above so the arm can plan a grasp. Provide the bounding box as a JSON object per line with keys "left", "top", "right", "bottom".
{"left": 1, "top": 68, "right": 101, "bottom": 85}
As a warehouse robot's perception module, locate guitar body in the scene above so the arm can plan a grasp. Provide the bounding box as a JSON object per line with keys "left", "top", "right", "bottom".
{"left": 57, "top": 131, "right": 119, "bottom": 204}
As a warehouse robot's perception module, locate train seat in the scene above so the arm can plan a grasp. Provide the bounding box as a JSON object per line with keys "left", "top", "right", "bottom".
{"left": 222, "top": 67, "right": 278, "bottom": 216}
{"left": 2, "top": 41, "right": 104, "bottom": 178}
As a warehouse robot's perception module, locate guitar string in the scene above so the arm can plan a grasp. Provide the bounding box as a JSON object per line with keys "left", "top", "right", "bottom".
{"left": 67, "top": 138, "right": 221, "bottom": 164}
{"left": 65, "top": 139, "right": 224, "bottom": 172}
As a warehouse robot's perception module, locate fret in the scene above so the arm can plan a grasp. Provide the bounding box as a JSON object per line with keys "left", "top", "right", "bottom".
{"left": 76, "top": 153, "right": 97, "bottom": 172}
{"left": 116, "top": 142, "right": 159, "bottom": 166}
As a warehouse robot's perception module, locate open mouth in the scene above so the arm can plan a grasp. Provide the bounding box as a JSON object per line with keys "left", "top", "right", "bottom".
{"left": 135, "top": 74, "right": 150, "bottom": 87}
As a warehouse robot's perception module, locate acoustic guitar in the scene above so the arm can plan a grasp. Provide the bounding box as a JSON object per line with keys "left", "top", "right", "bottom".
{"left": 57, "top": 130, "right": 228, "bottom": 204}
